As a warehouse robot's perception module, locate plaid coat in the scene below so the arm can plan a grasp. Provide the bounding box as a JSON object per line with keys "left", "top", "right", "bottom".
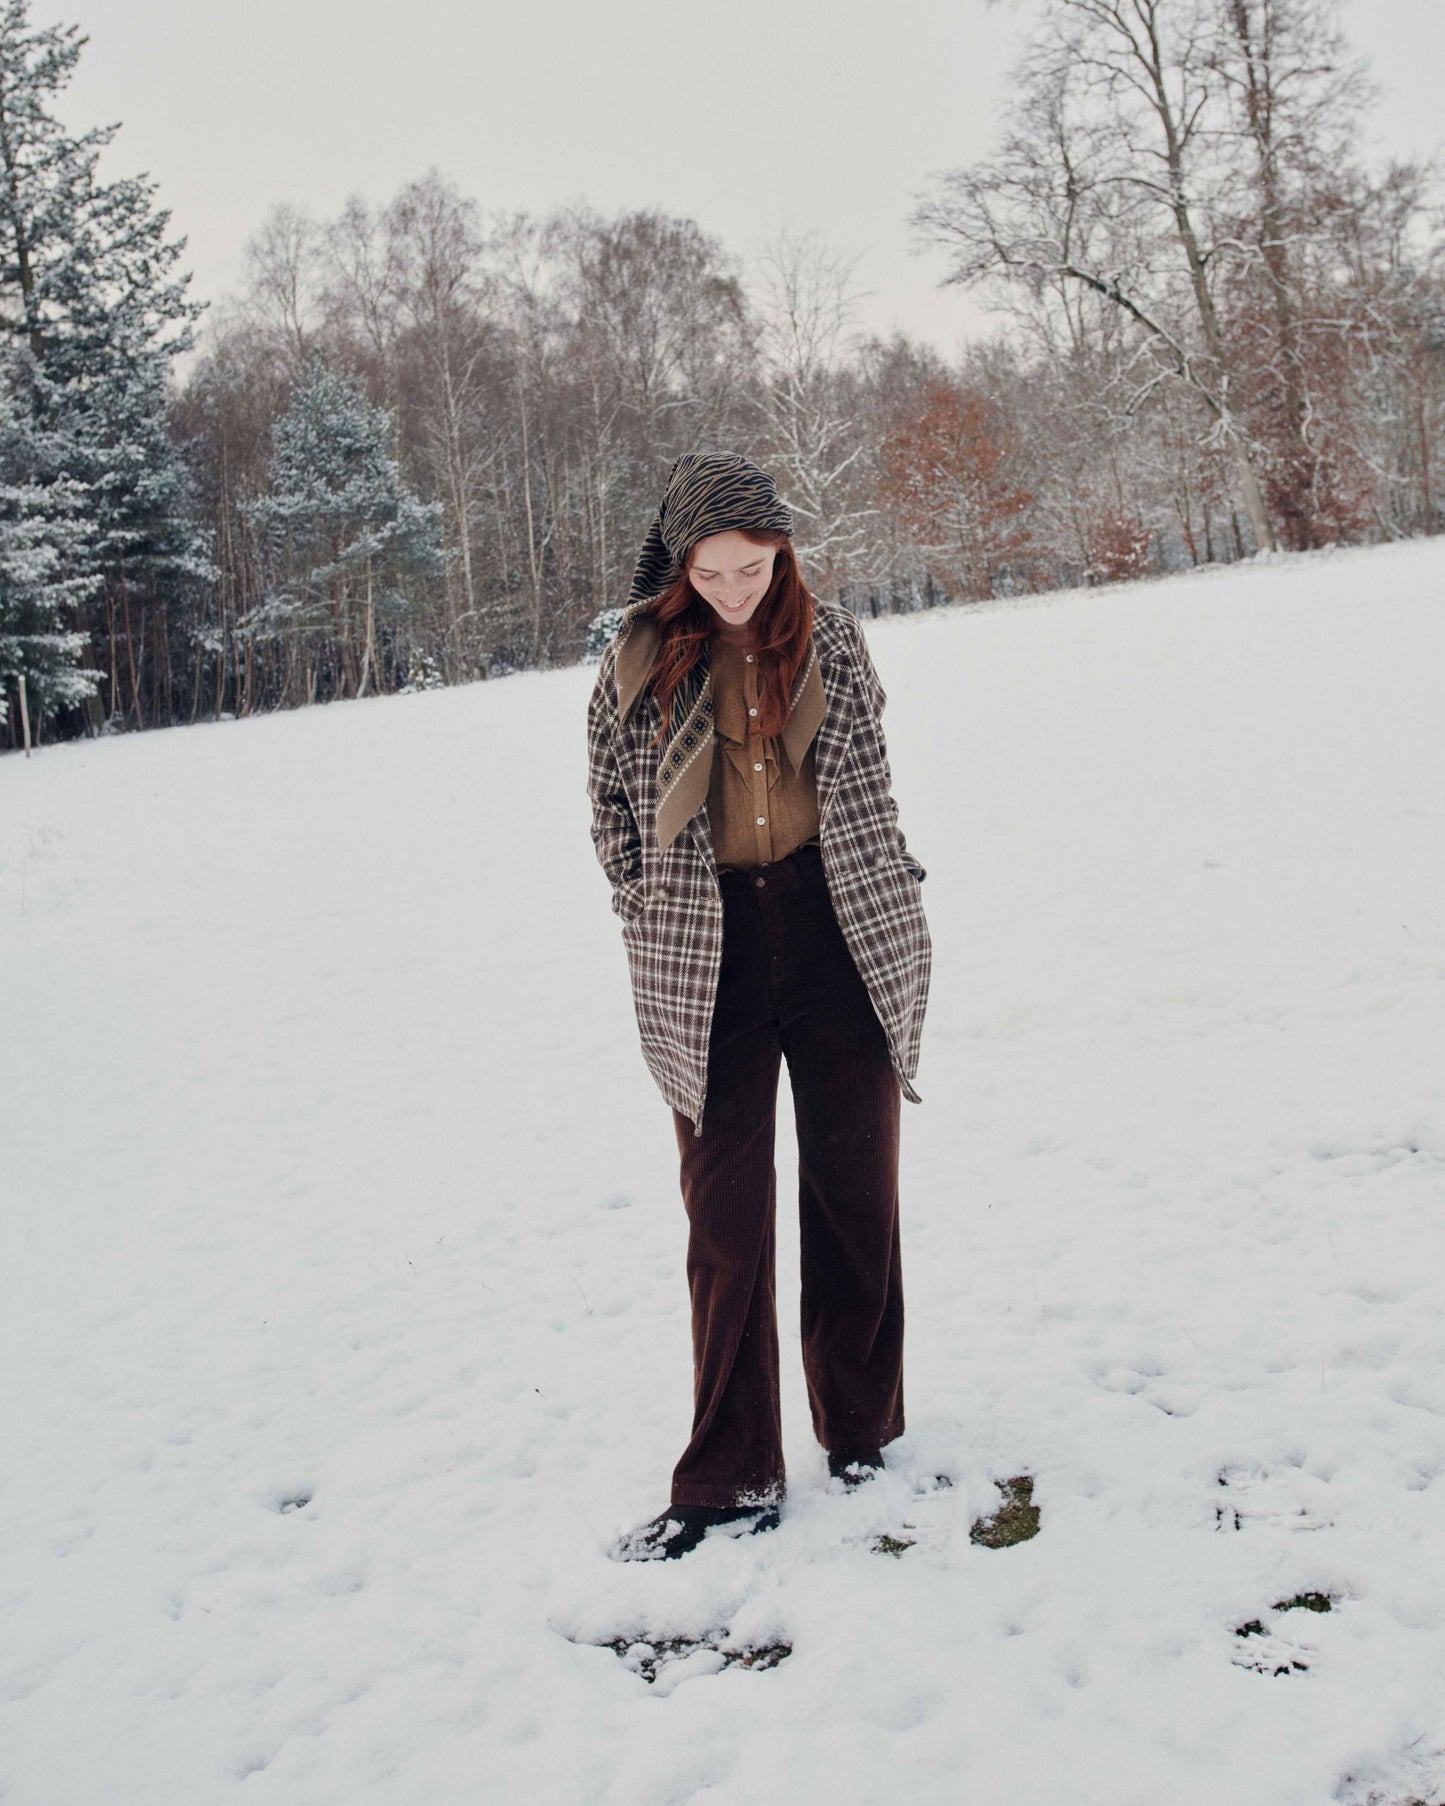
{"left": 586, "top": 598, "right": 931, "bottom": 1136}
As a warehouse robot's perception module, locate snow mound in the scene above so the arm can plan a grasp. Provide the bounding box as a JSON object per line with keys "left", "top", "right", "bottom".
{"left": 3, "top": 536, "right": 1445, "bottom": 1804}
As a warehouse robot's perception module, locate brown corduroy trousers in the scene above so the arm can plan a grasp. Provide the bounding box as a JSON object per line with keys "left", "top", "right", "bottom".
{"left": 669, "top": 840, "right": 905, "bottom": 1508}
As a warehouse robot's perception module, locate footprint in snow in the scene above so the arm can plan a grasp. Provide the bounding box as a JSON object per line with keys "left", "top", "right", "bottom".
{"left": 1214, "top": 1463, "right": 1331, "bottom": 1533}
{"left": 575, "top": 1629, "right": 792, "bottom": 1691}
{"left": 1231, "top": 1591, "right": 1341, "bottom": 1677}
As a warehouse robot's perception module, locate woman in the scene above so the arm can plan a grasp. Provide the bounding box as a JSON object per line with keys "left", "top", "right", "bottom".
{"left": 586, "top": 451, "right": 931, "bottom": 1560}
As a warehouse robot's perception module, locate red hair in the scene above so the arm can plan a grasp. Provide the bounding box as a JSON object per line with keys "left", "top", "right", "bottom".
{"left": 646, "top": 530, "right": 814, "bottom": 747}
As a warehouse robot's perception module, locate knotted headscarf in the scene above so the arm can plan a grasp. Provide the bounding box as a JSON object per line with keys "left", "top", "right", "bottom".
{"left": 625, "top": 451, "right": 794, "bottom": 612}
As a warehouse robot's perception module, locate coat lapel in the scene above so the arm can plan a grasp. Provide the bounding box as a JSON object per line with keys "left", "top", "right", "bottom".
{"left": 780, "top": 640, "right": 825, "bottom": 776}
{"left": 615, "top": 607, "right": 659, "bottom": 725}
{"left": 809, "top": 639, "right": 854, "bottom": 823}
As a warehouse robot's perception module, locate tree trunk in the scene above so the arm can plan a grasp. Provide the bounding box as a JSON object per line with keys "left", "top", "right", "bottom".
{"left": 1131, "top": 2, "right": 1278, "bottom": 552}
{"left": 119, "top": 568, "right": 145, "bottom": 729}
{"left": 358, "top": 551, "right": 377, "bottom": 698}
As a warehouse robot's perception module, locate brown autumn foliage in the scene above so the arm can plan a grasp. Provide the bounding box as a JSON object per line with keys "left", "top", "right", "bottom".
{"left": 877, "top": 381, "right": 1035, "bottom": 601}
{"left": 1082, "top": 506, "right": 1154, "bottom": 585}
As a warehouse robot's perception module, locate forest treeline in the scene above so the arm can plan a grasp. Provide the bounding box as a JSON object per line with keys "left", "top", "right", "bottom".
{"left": 2, "top": 0, "right": 1442, "bottom": 748}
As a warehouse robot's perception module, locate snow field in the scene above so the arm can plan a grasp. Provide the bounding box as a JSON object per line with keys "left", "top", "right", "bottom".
{"left": 2, "top": 535, "right": 1444, "bottom": 1804}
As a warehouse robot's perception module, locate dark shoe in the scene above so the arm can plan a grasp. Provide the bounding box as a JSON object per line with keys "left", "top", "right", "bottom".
{"left": 611, "top": 1502, "right": 781, "bottom": 1562}
{"left": 828, "top": 1449, "right": 885, "bottom": 1488}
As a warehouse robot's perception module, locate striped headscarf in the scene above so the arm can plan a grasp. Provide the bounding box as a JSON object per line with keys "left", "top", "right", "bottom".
{"left": 625, "top": 451, "right": 794, "bottom": 612}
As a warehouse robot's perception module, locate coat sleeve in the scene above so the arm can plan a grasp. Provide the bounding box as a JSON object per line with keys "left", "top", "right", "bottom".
{"left": 586, "top": 641, "right": 646, "bottom": 916}
{"left": 840, "top": 609, "right": 927, "bottom": 885}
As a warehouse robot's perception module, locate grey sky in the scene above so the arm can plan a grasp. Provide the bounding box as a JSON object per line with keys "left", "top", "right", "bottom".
{"left": 57, "top": 0, "right": 1445, "bottom": 360}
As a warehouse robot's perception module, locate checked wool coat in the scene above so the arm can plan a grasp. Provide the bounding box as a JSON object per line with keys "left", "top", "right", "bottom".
{"left": 586, "top": 597, "right": 931, "bottom": 1137}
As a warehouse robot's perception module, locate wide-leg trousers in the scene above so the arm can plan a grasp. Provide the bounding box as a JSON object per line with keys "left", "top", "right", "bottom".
{"left": 669, "top": 840, "right": 905, "bottom": 1508}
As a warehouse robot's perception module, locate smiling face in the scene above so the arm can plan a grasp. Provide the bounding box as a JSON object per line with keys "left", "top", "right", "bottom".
{"left": 686, "top": 530, "right": 778, "bottom": 638}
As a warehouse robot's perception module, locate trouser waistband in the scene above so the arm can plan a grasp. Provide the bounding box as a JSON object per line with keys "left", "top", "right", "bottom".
{"left": 715, "top": 840, "right": 824, "bottom": 890}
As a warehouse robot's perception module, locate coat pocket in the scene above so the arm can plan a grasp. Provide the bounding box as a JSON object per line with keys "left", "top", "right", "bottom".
{"left": 613, "top": 876, "right": 649, "bottom": 926}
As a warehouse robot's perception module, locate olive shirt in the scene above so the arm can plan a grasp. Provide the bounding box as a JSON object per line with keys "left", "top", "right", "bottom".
{"left": 705, "top": 633, "right": 821, "bottom": 870}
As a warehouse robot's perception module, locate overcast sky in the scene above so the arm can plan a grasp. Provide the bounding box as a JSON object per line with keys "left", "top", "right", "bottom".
{"left": 57, "top": 0, "right": 1445, "bottom": 360}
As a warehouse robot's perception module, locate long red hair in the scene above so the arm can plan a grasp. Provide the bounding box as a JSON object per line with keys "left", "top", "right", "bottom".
{"left": 646, "top": 530, "right": 814, "bottom": 747}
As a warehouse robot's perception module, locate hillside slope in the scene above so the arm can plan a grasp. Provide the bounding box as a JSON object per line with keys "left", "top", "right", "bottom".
{"left": 3, "top": 537, "right": 1444, "bottom": 1806}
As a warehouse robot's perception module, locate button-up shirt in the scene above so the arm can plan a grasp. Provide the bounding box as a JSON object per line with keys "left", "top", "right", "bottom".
{"left": 706, "top": 635, "right": 821, "bottom": 869}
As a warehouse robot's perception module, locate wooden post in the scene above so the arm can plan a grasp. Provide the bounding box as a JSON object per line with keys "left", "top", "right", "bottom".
{"left": 18, "top": 673, "right": 31, "bottom": 757}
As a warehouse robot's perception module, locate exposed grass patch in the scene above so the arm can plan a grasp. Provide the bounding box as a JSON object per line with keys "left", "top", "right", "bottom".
{"left": 1272, "top": 1590, "right": 1333, "bottom": 1614}
{"left": 969, "top": 1475, "right": 1040, "bottom": 1548}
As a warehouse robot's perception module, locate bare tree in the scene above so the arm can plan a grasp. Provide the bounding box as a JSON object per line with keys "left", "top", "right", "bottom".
{"left": 383, "top": 172, "right": 500, "bottom": 677}
{"left": 912, "top": 0, "right": 1282, "bottom": 551}
{"left": 554, "top": 204, "right": 755, "bottom": 635}
{"left": 1322, "top": 158, "right": 1445, "bottom": 539}
{"left": 490, "top": 208, "right": 567, "bottom": 666}
{"left": 1204, "top": 0, "right": 1382, "bottom": 544}
{"left": 235, "top": 203, "right": 325, "bottom": 377}
{"left": 322, "top": 194, "right": 401, "bottom": 388}
{"left": 751, "top": 227, "right": 875, "bottom": 594}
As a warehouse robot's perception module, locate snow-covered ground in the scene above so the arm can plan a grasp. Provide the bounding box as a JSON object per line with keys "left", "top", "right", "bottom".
{"left": 3, "top": 537, "right": 1444, "bottom": 1806}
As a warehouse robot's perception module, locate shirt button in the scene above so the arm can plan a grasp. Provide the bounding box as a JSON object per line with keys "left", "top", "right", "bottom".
{"left": 753, "top": 761, "right": 763, "bottom": 772}
{"left": 748, "top": 706, "right": 758, "bottom": 717}
{"left": 756, "top": 816, "right": 766, "bottom": 826}
{"left": 874, "top": 853, "right": 887, "bottom": 868}
{"left": 654, "top": 884, "right": 669, "bottom": 898}
{"left": 754, "top": 876, "right": 766, "bottom": 888}
{"left": 745, "top": 653, "right": 754, "bottom": 663}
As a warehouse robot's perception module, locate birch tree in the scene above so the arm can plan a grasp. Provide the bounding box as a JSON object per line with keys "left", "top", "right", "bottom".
{"left": 384, "top": 172, "right": 498, "bottom": 678}
{"left": 751, "top": 227, "right": 875, "bottom": 595}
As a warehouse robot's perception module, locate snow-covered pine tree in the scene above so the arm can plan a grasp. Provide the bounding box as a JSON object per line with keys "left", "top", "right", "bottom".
{"left": 0, "top": 371, "right": 97, "bottom": 738}
{"left": 584, "top": 606, "right": 624, "bottom": 661}
{"left": 243, "top": 361, "right": 443, "bottom": 700}
{"left": 0, "top": 0, "right": 211, "bottom": 734}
